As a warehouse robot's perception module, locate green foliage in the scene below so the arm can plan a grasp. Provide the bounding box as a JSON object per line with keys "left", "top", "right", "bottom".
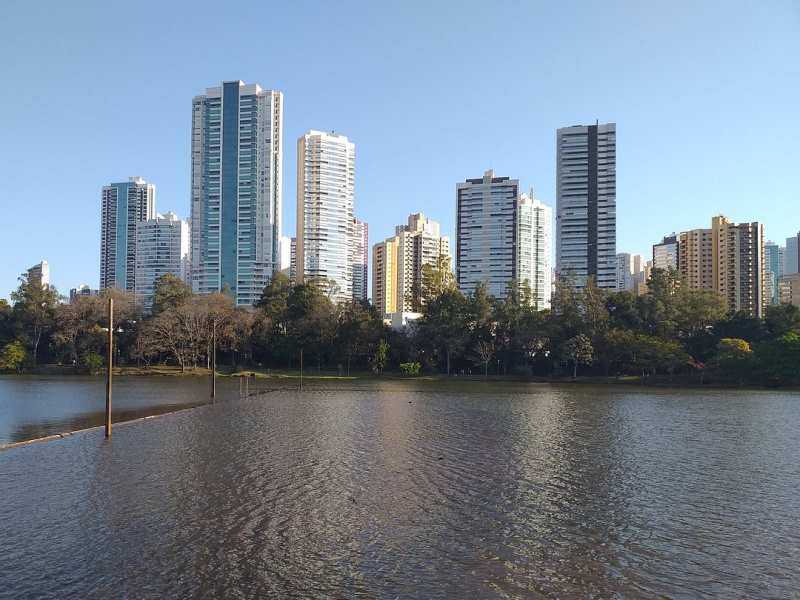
{"left": 562, "top": 334, "right": 593, "bottom": 377}
{"left": 371, "top": 339, "right": 389, "bottom": 374}
{"left": 0, "top": 340, "right": 26, "bottom": 372}
{"left": 82, "top": 351, "right": 104, "bottom": 374}
{"left": 152, "top": 273, "right": 192, "bottom": 315}
{"left": 10, "top": 273, "right": 60, "bottom": 365}
{"left": 399, "top": 362, "right": 421, "bottom": 376}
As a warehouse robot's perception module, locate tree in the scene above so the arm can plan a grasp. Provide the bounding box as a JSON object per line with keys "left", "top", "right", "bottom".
{"left": 562, "top": 334, "right": 593, "bottom": 378}
{"left": 152, "top": 274, "right": 192, "bottom": 315}
{"left": 470, "top": 339, "right": 495, "bottom": 378}
{"left": 10, "top": 273, "right": 60, "bottom": 366}
{"left": 414, "top": 288, "right": 469, "bottom": 375}
{"left": 753, "top": 332, "right": 800, "bottom": 386}
{"left": 371, "top": 339, "right": 389, "bottom": 374}
{"left": 764, "top": 304, "right": 800, "bottom": 337}
{"left": 0, "top": 340, "right": 26, "bottom": 372}
{"left": 712, "top": 338, "right": 753, "bottom": 383}
{"left": 418, "top": 255, "right": 456, "bottom": 308}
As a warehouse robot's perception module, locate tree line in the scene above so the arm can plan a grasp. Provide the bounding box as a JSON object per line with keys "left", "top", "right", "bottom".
{"left": 1, "top": 265, "right": 799, "bottom": 386}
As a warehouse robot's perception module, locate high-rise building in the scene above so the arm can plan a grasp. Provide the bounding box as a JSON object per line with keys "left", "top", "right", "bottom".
{"left": 134, "top": 212, "right": 190, "bottom": 312}
{"left": 69, "top": 285, "right": 99, "bottom": 303}
{"left": 653, "top": 234, "right": 679, "bottom": 271}
{"left": 633, "top": 259, "right": 652, "bottom": 296}
{"left": 373, "top": 213, "right": 451, "bottom": 316}
{"left": 352, "top": 218, "right": 368, "bottom": 303}
{"left": 27, "top": 260, "right": 50, "bottom": 288}
{"left": 190, "top": 81, "right": 283, "bottom": 306}
{"left": 784, "top": 233, "right": 799, "bottom": 275}
{"left": 556, "top": 122, "right": 617, "bottom": 289}
{"left": 289, "top": 237, "right": 297, "bottom": 284}
{"left": 372, "top": 237, "right": 399, "bottom": 316}
{"left": 456, "top": 170, "right": 519, "bottom": 297}
{"left": 517, "top": 193, "right": 552, "bottom": 308}
{"left": 711, "top": 215, "right": 766, "bottom": 317}
{"left": 678, "top": 228, "right": 714, "bottom": 291}
{"left": 100, "top": 177, "right": 156, "bottom": 291}
{"left": 764, "top": 241, "right": 785, "bottom": 305}
{"left": 615, "top": 253, "right": 633, "bottom": 291}
{"left": 779, "top": 273, "right": 800, "bottom": 306}
{"left": 296, "top": 130, "right": 356, "bottom": 302}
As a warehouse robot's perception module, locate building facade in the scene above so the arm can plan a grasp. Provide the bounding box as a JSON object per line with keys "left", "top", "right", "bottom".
{"left": 556, "top": 122, "right": 617, "bottom": 289}
{"left": 711, "top": 215, "right": 766, "bottom": 317}
{"left": 653, "top": 234, "right": 679, "bottom": 271}
{"left": 764, "top": 241, "right": 785, "bottom": 305}
{"left": 352, "top": 218, "right": 368, "bottom": 303}
{"left": 190, "top": 81, "right": 283, "bottom": 305}
{"left": 27, "top": 260, "right": 50, "bottom": 288}
{"left": 100, "top": 177, "right": 156, "bottom": 291}
{"left": 517, "top": 193, "right": 552, "bottom": 308}
{"left": 373, "top": 213, "right": 451, "bottom": 316}
{"left": 779, "top": 273, "right": 800, "bottom": 306}
{"left": 784, "top": 233, "right": 799, "bottom": 275}
{"left": 678, "top": 228, "right": 714, "bottom": 291}
{"left": 134, "top": 212, "right": 190, "bottom": 312}
{"left": 278, "top": 236, "right": 291, "bottom": 275}
{"left": 69, "top": 285, "right": 99, "bottom": 303}
{"left": 456, "top": 170, "right": 519, "bottom": 297}
{"left": 296, "top": 130, "right": 356, "bottom": 302}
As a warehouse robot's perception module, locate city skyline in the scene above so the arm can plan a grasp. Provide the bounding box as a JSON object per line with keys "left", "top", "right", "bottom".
{"left": 1, "top": 2, "right": 799, "bottom": 298}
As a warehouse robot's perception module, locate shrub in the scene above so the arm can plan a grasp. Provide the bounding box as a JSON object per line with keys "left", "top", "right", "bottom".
{"left": 399, "top": 362, "right": 421, "bottom": 376}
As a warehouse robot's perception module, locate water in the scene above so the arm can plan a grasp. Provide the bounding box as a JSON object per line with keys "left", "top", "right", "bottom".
{"left": 1, "top": 380, "right": 798, "bottom": 598}
{"left": 0, "top": 375, "right": 235, "bottom": 445}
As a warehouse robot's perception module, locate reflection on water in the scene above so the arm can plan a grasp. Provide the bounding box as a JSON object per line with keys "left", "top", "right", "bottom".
{"left": 0, "top": 381, "right": 798, "bottom": 598}
{"left": 0, "top": 375, "right": 237, "bottom": 444}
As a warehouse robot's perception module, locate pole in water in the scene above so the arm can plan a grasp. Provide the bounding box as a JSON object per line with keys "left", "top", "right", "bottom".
{"left": 300, "top": 348, "right": 303, "bottom": 391}
{"left": 211, "top": 321, "right": 216, "bottom": 401}
{"left": 105, "top": 297, "right": 113, "bottom": 438}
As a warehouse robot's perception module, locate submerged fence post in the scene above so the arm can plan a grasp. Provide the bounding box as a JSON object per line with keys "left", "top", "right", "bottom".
{"left": 300, "top": 348, "right": 303, "bottom": 392}
{"left": 105, "top": 297, "right": 113, "bottom": 439}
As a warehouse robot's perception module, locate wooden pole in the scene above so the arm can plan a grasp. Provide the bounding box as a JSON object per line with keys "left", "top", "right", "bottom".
{"left": 300, "top": 348, "right": 303, "bottom": 391}
{"left": 105, "top": 297, "right": 113, "bottom": 438}
{"left": 211, "top": 321, "right": 216, "bottom": 401}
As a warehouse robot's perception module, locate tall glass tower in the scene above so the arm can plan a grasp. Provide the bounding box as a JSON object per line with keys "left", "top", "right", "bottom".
{"left": 556, "top": 122, "right": 617, "bottom": 289}
{"left": 190, "top": 81, "right": 283, "bottom": 305}
{"left": 296, "top": 130, "right": 356, "bottom": 303}
{"left": 100, "top": 176, "right": 155, "bottom": 291}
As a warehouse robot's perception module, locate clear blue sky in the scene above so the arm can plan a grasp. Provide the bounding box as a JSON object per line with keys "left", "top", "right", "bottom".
{"left": 1, "top": 0, "right": 798, "bottom": 299}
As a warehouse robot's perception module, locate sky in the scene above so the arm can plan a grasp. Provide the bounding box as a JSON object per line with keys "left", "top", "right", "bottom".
{"left": 1, "top": 0, "right": 798, "bottom": 299}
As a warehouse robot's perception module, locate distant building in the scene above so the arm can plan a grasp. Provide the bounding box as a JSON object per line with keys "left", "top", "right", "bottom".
{"left": 27, "top": 260, "right": 50, "bottom": 288}
{"left": 352, "top": 218, "right": 368, "bottom": 303}
{"left": 278, "top": 236, "right": 292, "bottom": 275}
{"left": 456, "top": 170, "right": 519, "bottom": 297}
{"left": 633, "top": 259, "right": 652, "bottom": 296}
{"left": 373, "top": 213, "right": 451, "bottom": 317}
{"left": 190, "top": 81, "right": 283, "bottom": 306}
{"left": 289, "top": 237, "right": 297, "bottom": 284}
{"left": 296, "top": 130, "right": 355, "bottom": 302}
{"left": 764, "top": 241, "right": 784, "bottom": 305}
{"left": 678, "top": 228, "right": 714, "bottom": 291}
{"left": 100, "top": 176, "right": 155, "bottom": 291}
{"left": 784, "top": 233, "right": 799, "bottom": 275}
{"left": 615, "top": 253, "right": 634, "bottom": 291}
{"left": 653, "top": 234, "right": 679, "bottom": 271}
{"left": 711, "top": 215, "right": 766, "bottom": 317}
{"left": 779, "top": 273, "right": 800, "bottom": 306}
{"left": 135, "top": 212, "right": 190, "bottom": 312}
{"left": 517, "top": 192, "right": 553, "bottom": 309}
{"left": 69, "top": 285, "right": 99, "bottom": 303}
{"left": 556, "top": 122, "right": 617, "bottom": 289}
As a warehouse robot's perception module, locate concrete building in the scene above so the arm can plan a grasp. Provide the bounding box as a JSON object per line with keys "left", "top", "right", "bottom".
{"left": 278, "top": 236, "right": 292, "bottom": 275}
{"left": 69, "top": 285, "right": 99, "bottom": 303}
{"left": 456, "top": 170, "right": 519, "bottom": 297}
{"left": 556, "top": 122, "right": 617, "bottom": 289}
{"left": 678, "top": 228, "right": 714, "bottom": 291}
{"left": 296, "top": 130, "right": 355, "bottom": 302}
{"left": 779, "top": 273, "right": 800, "bottom": 306}
{"left": 352, "top": 218, "right": 368, "bottom": 303}
{"left": 764, "top": 241, "right": 785, "bottom": 305}
{"left": 517, "top": 192, "right": 553, "bottom": 309}
{"left": 653, "top": 234, "right": 679, "bottom": 271}
{"left": 100, "top": 177, "right": 155, "bottom": 291}
{"left": 289, "top": 237, "right": 297, "bottom": 284}
{"left": 784, "top": 233, "right": 799, "bottom": 275}
{"left": 633, "top": 259, "right": 652, "bottom": 296}
{"left": 373, "top": 213, "right": 451, "bottom": 317}
{"left": 190, "top": 81, "right": 283, "bottom": 306}
{"left": 134, "top": 212, "right": 190, "bottom": 312}
{"left": 27, "top": 260, "right": 50, "bottom": 288}
{"left": 711, "top": 215, "right": 766, "bottom": 317}
{"left": 615, "top": 253, "right": 634, "bottom": 291}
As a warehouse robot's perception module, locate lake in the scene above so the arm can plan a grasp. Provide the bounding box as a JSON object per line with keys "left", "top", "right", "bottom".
{"left": 1, "top": 379, "right": 798, "bottom": 598}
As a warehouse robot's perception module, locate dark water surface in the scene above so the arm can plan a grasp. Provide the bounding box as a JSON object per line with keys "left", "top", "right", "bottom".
{"left": 1, "top": 380, "right": 798, "bottom": 598}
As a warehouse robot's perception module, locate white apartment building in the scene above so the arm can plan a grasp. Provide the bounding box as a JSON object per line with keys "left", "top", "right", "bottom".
{"left": 556, "top": 122, "right": 617, "bottom": 289}
{"left": 190, "top": 81, "right": 283, "bottom": 305}
{"left": 135, "top": 212, "right": 190, "bottom": 312}
{"left": 296, "top": 130, "right": 356, "bottom": 302}
{"left": 517, "top": 192, "right": 552, "bottom": 309}
{"left": 352, "top": 218, "right": 368, "bottom": 303}
{"left": 100, "top": 176, "right": 156, "bottom": 291}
